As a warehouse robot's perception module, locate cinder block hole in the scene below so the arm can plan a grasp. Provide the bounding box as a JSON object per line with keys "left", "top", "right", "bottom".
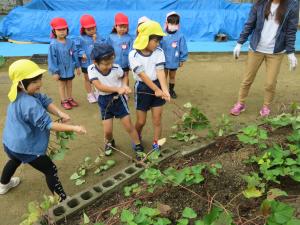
{"left": 135, "top": 163, "right": 143, "bottom": 168}
{"left": 53, "top": 206, "right": 66, "bottom": 216}
{"left": 124, "top": 167, "right": 136, "bottom": 175}
{"left": 93, "top": 186, "right": 103, "bottom": 193}
{"left": 114, "top": 173, "right": 126, "bottom": 181}
{"left": 80, "top": 191, "right": 93, "bottom": 200}
{"left": 102, "top": 180, "right": 115, "bottom": 188}
{"left": 67, "top": 199, "right": 79, "bottom": 208}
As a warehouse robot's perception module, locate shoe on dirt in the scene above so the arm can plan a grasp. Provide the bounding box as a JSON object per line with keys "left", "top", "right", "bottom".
{"left": 104, "top": 143, "right": 113, "bottom": 156}
{"left": 0, "top": 177, "right": 20, "bottom": 195}
{"left": 134, "top": 144, "right": 144, "bottom": 161}
{"left": 170, "top": 90, "right": 177, "bottom": 99}
{"left": 230, "top": 103, "right": 245, "bottom": 116}
{"left": 260, "top": 106, "right": 270, "bottom": 117}
{"left": 87, "top": 93, "right": 97, "bottom": 103}
{"left": 152, "top": 142, "right": 160, "bottom": 151}
{"left": 68, "top": 98, "right": 79, "bottom": 107}
{"left": 61, "top": 100, "right": 72, "bottom": 110}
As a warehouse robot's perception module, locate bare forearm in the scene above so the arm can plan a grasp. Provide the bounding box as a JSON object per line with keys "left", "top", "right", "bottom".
{"left": 92, "top": 80, "right": 120, "bottom": 93}
{"left": 122, "top": 74, "right": 129, "bottom": 86}
{"left": 157, "top": 70, "right": 168, "bottom": 91}
{"left": 139, "top": 72, "right": 159, "bottom": 91}
{"left": 47, "top": 103, "right": 63, "bottom": 117}
{"left": 51, "top": 122, "right": 78, "bottom": 132}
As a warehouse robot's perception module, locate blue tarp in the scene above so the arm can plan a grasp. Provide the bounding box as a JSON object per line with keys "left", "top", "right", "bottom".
{"left": 0, "top": 0, "right": 252, "bottom": 43}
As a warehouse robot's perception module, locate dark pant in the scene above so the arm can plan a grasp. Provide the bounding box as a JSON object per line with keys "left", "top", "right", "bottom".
{"left": 1, "top": 154, "right": 67, "bottom": 201}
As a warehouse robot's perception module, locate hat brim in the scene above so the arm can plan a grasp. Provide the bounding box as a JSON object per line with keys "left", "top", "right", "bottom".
{"left": 53, "top": 25, "right": 68, "bottom": 29}
{"left": 134, "top": 30, "right": 166, "bottom": 50}
{"left": 82, "top": 24, "right": 96, "bottom": 28}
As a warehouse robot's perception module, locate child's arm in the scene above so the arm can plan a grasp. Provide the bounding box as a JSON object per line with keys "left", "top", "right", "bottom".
{"left": 51, "top": 122, "right": 86, "bottom": 134}
{"left": 47, "top": 103, "right": 70, "bottom": 122}
{"left": 74, "top": 37, "right": 87, "bottom": 63}
{"left": 138, "top": 72, "right": 164, "bottom": 97}
{"left": 179, "top": 35, "right": 188, "bottom": 67}
{"left": 156, "top": 69, "right": 170, "bottom": 101}
{"left": 92, "top": 79, "right": 126, "bottom": 95}
{"left": 48, "top": 43, "right": 60, "bottom": 81}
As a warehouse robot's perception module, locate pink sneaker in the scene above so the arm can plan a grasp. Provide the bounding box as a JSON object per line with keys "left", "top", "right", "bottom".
{"left": 230, "top": 103, "right": 245, "bottom": 116}
{"left": 87, "top": 93, "right": 97, "bottom": 103}
{"left": 260, "top": 106, "right": 270, "bottom": 117}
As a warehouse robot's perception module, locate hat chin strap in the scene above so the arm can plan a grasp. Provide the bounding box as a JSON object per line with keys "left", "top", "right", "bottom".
{"left": 19, "top": 81, "right": 28, "bottom": 93}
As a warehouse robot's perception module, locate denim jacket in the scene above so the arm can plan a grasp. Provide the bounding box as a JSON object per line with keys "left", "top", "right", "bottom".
{"left": 238, "top": 0, "right": 299, "bottom": 54}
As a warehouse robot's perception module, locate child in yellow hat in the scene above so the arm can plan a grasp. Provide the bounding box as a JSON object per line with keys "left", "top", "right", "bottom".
{"left": 129, "top": 20, "right": 170, "bottom": 151}
{"left": 0, "top": 59, "right": 86, "bottom": 201}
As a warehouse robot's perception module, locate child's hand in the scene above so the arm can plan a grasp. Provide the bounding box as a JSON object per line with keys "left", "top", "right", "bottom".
{"left": 53, "top": 74, "right": 60, "bottom": 81}
{"left": 124, "top": 86, "right": 132, "bottom": 94}
{"left": 118, "top": 87, "right": 126, "bottom": 95}
{"left": 76, "top": 68, "right": 81, "bottom": 76}
{"left": 179, "top": 62, "right": 184, "bottom": 67}
{"left": 73, "top": 125, "right": 87, "bottom": 134}
{"left": 162, "top": 90, "right": 171, "bottom": 101}
{"left": 58, "top": 111, "right": 71, "bottom": 123}
{"left": 154, "top": 89, "right": 163, "bottom": 98}
{"left": 81, "top": 54, "right": 87, "bottom": 63}
{"left": 92, "top": 34, "right": 97, "bottom": 42}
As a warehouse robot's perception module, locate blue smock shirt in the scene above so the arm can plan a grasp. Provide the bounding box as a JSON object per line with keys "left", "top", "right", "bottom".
{"left": 161, "top": 31, "right": 188, "bottom": 69}
{"left": 48, "top": 38, "right": 79, "bottom": 79}
{"left": 75, "top": 34, "right": 105, "bottom": 69}
{"left": 107, "top": 33, "right": 133, "bottom": 69}
{"left": 2, "top": 92, "right": 53, "bottom": 156}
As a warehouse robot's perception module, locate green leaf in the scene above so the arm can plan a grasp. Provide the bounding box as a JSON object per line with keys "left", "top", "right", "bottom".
{"left": 243, "top": 187, "right": 263, "bottom": 199}
{"left": 182, "top": 207, "right": 197, "bottom": 219}
{"left": 70, "top": 172, "right": 81, "bottom": 180}
{"left": 52, "top": 150, "right": 66, "bottom": 160}
{"left": 140, "top": 207, "right": 160, "bottom": 216}
{"left": 155, "top": 217, "right": 171, "bottom": 225}
{"left": 106, "top": 160, "right": 116, "bottom": 167}
{"left": 75, "top": 179, "right": 85, "bottom": 186}
{"left": 83, "top": 212, "right": 90, "bottom": 224}
{"left": 110, "top": 207, "right": 118, "bottom": 216}
{"left": 195, "top": 220, "right": 205, "bottom": 225}
{"left": 176, "top": 218, "right": 189, "bottom": 225}
{"left": 267, "top": 188, "right": 288, "bottom": 200}
{"left": 121, "top": 209, "right": 134, "bottom": 222}
{"left": 287, "top": 219, "right": 300, "bottom": 225}
{"left": 267, "top": 200, "right": 294, "bottom": 224}
{"left": 183, "top": 102, "right": 192, "bottom": 108}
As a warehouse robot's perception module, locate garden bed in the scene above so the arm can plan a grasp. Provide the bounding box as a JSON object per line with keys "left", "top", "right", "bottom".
{"left": 62, "top": 124, "right": 300, "bottom": 225}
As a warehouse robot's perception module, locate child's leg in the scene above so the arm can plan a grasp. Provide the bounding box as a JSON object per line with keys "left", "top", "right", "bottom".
{"left": 164, "top": 69, "right": 169, "bottom": 82}
{"left": 120, "top": 115, "right": 140, "bottom": 145}
{"left": 102, "top": 118, "right": 114, "bottom": 143}
{"left": 66, "top": 80, "right": 73, "bottom": 99}
{"left": 29, "top": 155, "right": 67, "bottom": 201}
{"left": 58, "top": 80, "right": 67, "bottom": 102}
{"left": 0, "top": 158, "right": 21, "bottom": 185}
{"left": 151, "top": 106, "right": 163, "bottom": 142}
{"left": 124, "top": 71, "right": 129, "bottom": 86}
{"left": 169, "top": 70, "right": 177, "bottom": 98}
{"left": 83, "top": 73, "right": 93, "bottom": 93}
{"left": 135, "top": 110, "right": 147, "bottom": 138}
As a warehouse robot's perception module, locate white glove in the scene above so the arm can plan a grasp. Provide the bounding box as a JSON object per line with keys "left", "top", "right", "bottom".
{"left": 288, "top": 53, "right": 298, "bottom": 71}
{"left": 233, "top": 43, "right": 242, "bottom": 59}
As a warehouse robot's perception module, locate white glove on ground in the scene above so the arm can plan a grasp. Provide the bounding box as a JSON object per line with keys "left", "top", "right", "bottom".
{"left": 233, "top": 43, "right": 242, "bottom": 59}
{"left": 288, "top": 53, "right": 297, "bottom": 71}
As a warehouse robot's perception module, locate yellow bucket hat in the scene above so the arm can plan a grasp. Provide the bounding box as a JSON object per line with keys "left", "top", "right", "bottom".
{"left": 8, "top": 59, "right": 46, "bottom": 102}
{"left": 134, "top": 20, "right": 166, "bottom": 50}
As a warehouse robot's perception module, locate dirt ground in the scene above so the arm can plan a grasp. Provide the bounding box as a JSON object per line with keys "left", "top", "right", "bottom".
{"left": 0, "top": 53, "right": 299, "bottom": 224}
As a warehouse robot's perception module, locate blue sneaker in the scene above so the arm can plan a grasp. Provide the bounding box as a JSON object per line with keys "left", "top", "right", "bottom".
{"left": 152, "top": 142, "right": 160, "bottom": 151}
{"left": 134, "top": 144, "right": 144, "bottom": 161}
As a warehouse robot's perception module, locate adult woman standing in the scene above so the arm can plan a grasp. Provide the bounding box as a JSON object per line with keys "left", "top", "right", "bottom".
{"left": 230, "top": 0, "right": 299, "bottom": 117}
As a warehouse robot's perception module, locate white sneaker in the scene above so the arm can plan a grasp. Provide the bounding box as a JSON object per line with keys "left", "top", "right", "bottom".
{"left": 0, "top": 177, "right": 20, "bottom": 194}
{"left": 87, "top": 93, "right": 97, "bottom": 103}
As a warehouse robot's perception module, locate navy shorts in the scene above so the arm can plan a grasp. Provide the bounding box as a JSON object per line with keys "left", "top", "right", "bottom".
{"left": 98, "top": 93, "right": 129, "bottom": 120}
{"left": 59, "top": 75, "right": 74, "bottom": 81}
{"left": 134, "top": 79, "right": 166, "bottom": 112}
{"left": 165, "top": 68, "right": 177, "bottom": 72}
{"left": 81, "top": 67, "right": 88, "bottom": 74}
{"left": 122, "top": 67, "right": 130, "bottom": 72}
